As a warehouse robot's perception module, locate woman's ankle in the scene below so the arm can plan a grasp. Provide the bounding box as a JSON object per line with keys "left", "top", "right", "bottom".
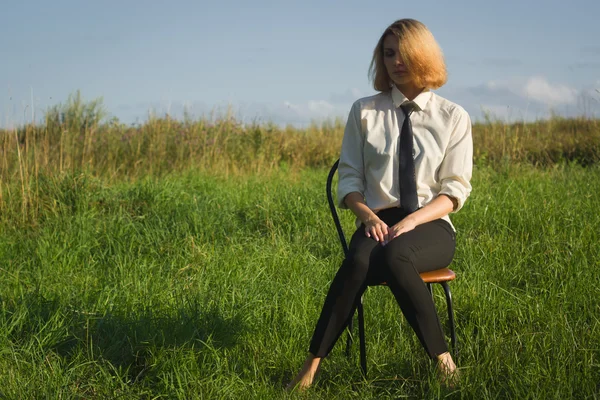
{"left": 436, "top": 351, "right": 459, "bottom": 387}
{"left": 304, "top": 354, "right": 322, "bottom": 370}
{"left": 286, "top": 354, "right": 323, "bottom": 391}
{"left": 436, "top": 352, "right": 456, "bottom": 372}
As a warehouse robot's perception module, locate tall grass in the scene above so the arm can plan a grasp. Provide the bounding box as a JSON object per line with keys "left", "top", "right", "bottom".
{"left": 1, "top": 92, "right": 344, "bottom": 180}
{"left": 1, "top": 93, "right": 599, "bottom": 398}
{"left": 0, "top": 164, "right": 598, "bottom": 398}
{"left": 2, "top": 93, "right": 599, "bottom": 224}
{"left": 473, "top": 115, "right": 600, "bottom": 167}
{"left": 2, "top": 93, "right": 599, "bottom": 182}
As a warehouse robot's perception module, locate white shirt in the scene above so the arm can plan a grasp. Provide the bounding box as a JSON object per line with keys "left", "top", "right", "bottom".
{"left": 337, "top": 85, "right": 473, "bottom": 229}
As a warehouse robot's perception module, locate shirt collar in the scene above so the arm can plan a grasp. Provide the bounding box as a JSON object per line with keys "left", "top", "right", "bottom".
{"left": 391, "top": 85, "right": 432, "bottom": 111}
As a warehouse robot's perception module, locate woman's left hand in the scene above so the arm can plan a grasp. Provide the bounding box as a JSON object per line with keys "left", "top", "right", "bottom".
{"left": 384, "top": 217, "right": 417, "bottom": 245}
{"left": 382, "top": 195, "right": 456, "bottom": 245}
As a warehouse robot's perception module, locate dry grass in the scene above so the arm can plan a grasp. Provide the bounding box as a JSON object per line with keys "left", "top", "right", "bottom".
{"left": 1, "top": 93, "right": 599, "bottom": 222}
{"left": 473, "top": 117, "right": 600, "bottom": 167}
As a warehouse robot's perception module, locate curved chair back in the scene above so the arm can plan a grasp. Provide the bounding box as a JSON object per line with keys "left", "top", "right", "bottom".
{"left": 326, "top": 159, "right": 349, "bottom": 258}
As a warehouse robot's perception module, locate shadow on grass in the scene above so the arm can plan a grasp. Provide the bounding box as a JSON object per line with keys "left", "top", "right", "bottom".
{"left": 3, "top": 292, "right": 246, "bottom": 384}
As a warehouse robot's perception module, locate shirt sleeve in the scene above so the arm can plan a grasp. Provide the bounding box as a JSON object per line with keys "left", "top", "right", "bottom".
{"left": 337, "top": 101, "right": 365, "bottom": 209}
{"left": 438, "top": 106, "right": 473, "bottom": 212}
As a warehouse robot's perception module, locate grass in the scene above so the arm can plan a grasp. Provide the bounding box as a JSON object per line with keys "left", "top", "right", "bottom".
{"left": 0, "top": 162, "right": 599, "bottom": 399}
{"left": 1, "top": 94, "right": 598, "bottom": 397}
{"left": 1, "top": 92, "right": 599, "bottom": 191}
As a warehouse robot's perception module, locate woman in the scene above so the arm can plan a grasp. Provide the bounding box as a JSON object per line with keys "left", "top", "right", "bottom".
{"left": 288, "top": 19, "right": 473, "bottom": 389}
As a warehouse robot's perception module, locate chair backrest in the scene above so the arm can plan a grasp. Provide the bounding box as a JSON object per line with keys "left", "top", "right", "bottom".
{"left": 326, "top": 159, "right": 349, "bottom": 258}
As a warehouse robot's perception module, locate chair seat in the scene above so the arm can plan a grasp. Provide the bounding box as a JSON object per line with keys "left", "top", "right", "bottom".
{"left": 373, "top": 268, "right": 456, "bottom": 286}
{"left": 420, "top": 268, "right": 456, "bottom": 283}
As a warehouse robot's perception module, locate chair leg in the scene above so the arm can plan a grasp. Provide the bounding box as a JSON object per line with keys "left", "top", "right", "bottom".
{"left": 357, "top": 295, "right": 367, "bottom": 377}
{"left": 441, "top": 282, "right": 457, "bottom": 356}
{"left": 345, "top": 314, "right": 354, "bottom": 357}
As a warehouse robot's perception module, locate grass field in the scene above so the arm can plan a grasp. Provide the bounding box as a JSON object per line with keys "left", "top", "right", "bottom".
{"left": 1, "top": 160, "right": 599, "bottom": 399}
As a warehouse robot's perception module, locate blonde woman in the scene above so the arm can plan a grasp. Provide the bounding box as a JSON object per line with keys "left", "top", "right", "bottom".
{"left": 288, "top": 19, "right": 473, "bottom": 389}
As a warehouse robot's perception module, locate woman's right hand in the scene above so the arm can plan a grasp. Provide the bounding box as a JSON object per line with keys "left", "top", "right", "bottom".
{"left": 342, "top": 192, "right": 389, "bottom": 243}
{"left": 363, "top": 216, "right": 389, "bottom": 243}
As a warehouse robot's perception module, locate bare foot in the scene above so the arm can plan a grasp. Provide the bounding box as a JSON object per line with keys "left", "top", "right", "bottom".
{"left": 286, "top": 354, "right": 322, "bottom": 391}
{"left": 436, "top": 352, "right": 459, "bottom": 388}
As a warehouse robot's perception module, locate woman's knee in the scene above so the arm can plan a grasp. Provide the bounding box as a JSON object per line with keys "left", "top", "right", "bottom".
{"left": 343, "top": 251, "right": 371, "bottom": 281}
{"left": 382, "top": 237, "right": 415, "bottom": 267}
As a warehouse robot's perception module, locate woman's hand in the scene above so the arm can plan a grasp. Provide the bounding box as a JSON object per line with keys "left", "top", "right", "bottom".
{"left": 384, "top": 195, "right": 455, "bottom": 244}
{"left": 363, "top": 216, "right": 389, "bottom": 243}
{"left": 343, "top": 192, "right": 390, "bottom": 243}
{"left": 386, "top": 217, "right": 417, "bottom": 243}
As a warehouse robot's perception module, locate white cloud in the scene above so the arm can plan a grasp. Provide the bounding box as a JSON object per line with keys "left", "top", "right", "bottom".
{"left": 282, "top": 101, "right": 300, "bottom": 113}
{"left": 478, "top": 104, "right": 517, "bottom": 121}
{"left": 307, "top": 100, "right": 335, "bottom": 115}
{"left": 269, "top": 99, "right": 346, "bottom": 125}
{"left": 107, "top": 79, "right": 597, "bottom": 127}
{"left": 442, "top": 76, "right": 600, "bottom": 122}
{"left": 477, "top": 103, "right": 554, "bottom": 122}
{"left": 470, "top": 76, "right": 578, "bottom": 106}
{"left": 104, "top": 87, "right": 369, "bottom": 127}
{"left": 351, "top": 88, "right": 363, "bottom": 98}
{"left": 522, "top": 77, "right": 577, "bottom": 105}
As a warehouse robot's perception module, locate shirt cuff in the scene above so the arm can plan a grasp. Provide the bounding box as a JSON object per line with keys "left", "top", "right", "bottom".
{"left": 439, "top": 178, "right": 471, "bottom": 213}
{"left": 337, "top": 180, "right": 363, "bottom": 209}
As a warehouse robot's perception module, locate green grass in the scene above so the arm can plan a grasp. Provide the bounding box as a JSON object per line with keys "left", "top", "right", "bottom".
{"left": 0, "top": 163, "right": 599, "bottom": 399}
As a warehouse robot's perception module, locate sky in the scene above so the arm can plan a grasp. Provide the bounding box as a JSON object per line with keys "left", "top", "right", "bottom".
{"left": 2, "top": 0, "right": 600, "bottom": 128}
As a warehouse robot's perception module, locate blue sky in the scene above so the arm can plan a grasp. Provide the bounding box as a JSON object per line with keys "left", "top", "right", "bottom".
{"left": 2, "top": 0, "right": 599, "bottom": 128}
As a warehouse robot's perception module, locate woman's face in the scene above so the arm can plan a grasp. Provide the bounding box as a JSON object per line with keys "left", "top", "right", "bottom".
{"left": 383, "top": 34, "right": 412, "bottom": 86}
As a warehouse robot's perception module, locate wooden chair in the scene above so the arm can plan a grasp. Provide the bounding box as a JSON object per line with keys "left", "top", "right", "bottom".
{"left": 326, "top": 159, "right": 457, "bottom": 377}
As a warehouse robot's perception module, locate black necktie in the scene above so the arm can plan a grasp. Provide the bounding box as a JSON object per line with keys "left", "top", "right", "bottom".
{"left": 398, "top": 103, "right": 418, "bottom": 213}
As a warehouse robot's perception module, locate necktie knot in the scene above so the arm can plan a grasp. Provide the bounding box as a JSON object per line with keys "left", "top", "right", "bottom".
{"left": 400, "top": 102, "right": 415, "bottom": 117}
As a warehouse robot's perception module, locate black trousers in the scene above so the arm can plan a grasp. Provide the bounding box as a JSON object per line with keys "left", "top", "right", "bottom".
{"left": 309, "top": 207, "right": 456, "bottom": 359}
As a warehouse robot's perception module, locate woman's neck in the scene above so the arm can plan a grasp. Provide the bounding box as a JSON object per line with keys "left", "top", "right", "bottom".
{"left": 394, "top": 83, "right": 426, "bottom": 101}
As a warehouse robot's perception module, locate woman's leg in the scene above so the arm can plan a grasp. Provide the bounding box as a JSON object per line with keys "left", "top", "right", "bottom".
{"left": 379, "top": 218, "right": 456, "bottom": 359}
{"left": 289, "top": 211, "right": 458, "bottom": 389}
{"left": 287, "top": 227, "right": 379, "bottom": 390}
{"left": 308, "top": 227, "right": 380, "bottom": 357}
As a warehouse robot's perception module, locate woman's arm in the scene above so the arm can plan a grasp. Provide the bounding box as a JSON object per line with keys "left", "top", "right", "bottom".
{"left": 437, "top": 107, "right": 473, "bottom": 213}
{"left": 337, "top": 102, "right": 365, "bottom": 209}
{"left": 344, "top": 192, "right": 389, "bottom": 243}
{"left": 338, "top": 101, "right": 390, "bottom": 243}
{"left": 385, "top": 194, "right": 455, "bottom": 243}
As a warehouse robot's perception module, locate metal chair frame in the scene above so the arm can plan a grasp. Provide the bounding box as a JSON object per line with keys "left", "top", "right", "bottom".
{"left": 326, "top": 159, "right": 457, "bottom": 377}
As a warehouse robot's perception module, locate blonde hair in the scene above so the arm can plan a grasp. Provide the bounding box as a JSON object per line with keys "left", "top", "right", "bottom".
{"left": 369, "top": 19, "right": 447, "bottom": 91}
